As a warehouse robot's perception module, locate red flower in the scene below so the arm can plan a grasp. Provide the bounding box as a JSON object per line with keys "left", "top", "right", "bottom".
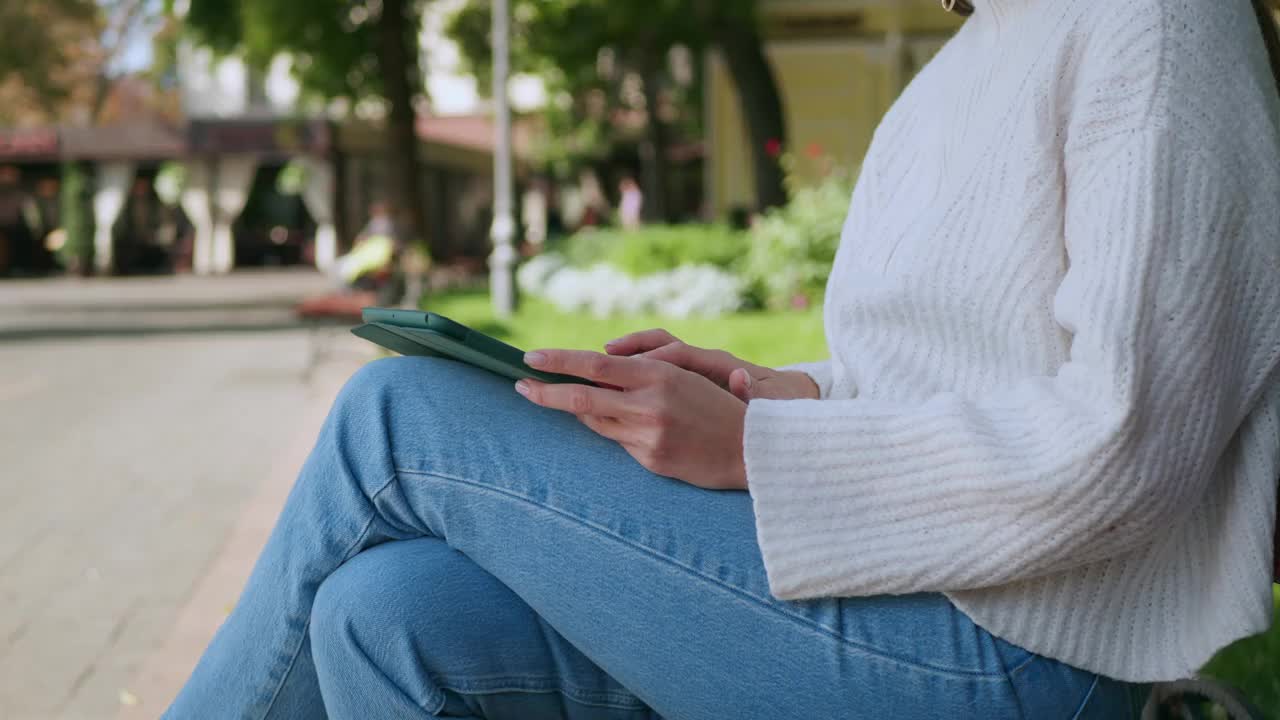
{"left": 805, "top": 142, "right": 824, "bottom": 159}
{"left": 764, "top": 138, "right": 783, "bottom": 158}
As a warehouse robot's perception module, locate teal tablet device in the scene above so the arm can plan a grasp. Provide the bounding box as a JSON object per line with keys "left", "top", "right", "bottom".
{"left": 351, "top": 308, "right": 588, "bottom": 385}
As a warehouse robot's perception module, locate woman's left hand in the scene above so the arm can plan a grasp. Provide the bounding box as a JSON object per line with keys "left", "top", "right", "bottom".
{"left": 515, "top": 349, "right": 749, "bottom": 490}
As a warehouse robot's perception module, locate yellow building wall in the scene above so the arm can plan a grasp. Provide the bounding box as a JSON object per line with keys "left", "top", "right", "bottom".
{"left": 707, "top": 1, "right": 962, "bottom": 212}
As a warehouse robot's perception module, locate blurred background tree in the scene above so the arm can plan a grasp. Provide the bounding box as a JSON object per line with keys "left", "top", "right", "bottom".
{"left": 0, "top": 0, "right": 170, "bottom": 125}
{"left": 0, "top": 0, "right": 162, "bottom": 126}
{"left": 694, "top": 0, "right": 788, "bottom": 211}
{"left": 173, "top": 0, "right": 431, "bottom": 254}
{"left": 447, "top": 0, "right": 787, "bottom": 216}
{"left": 0, "top": 0, "right": 99, "bottom": 123}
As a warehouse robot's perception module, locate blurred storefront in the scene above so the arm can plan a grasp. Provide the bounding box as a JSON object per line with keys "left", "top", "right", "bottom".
{"left": 62, "top": 124, "right": 188, "bottom": 275}
{"left": 181, "top": 118, "right": 332, "bottom": 275}
{"left": 704, "top": 0, "right": 964, "bottom": 213}
{"left": 0, "top": 129, "right": 63, "bottom": 276}
{"left": 0, "top": 116, "right": 503, "bottom": 278}
{"left": 0, "top": 34, "right": 509, "bottom": 278}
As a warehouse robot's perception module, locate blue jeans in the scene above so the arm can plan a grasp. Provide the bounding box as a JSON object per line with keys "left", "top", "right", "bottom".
{"left": 166, "top": 357, "right": 1148, "bottom": 719}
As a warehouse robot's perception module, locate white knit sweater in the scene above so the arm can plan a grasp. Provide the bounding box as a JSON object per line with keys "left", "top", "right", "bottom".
{"left": 744, "top": 0, "right": 1280, "bottom": 683}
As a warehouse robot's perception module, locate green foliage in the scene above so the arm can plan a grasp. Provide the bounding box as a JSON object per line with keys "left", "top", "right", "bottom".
{"left": 741, "top": 155, "right": 857, "bottom": 309}
{"left": 447, "top": 0, "right": 708, "bottom": 90}
{"left": 175, "top": 0, "right": 423, "bottom": 103}
{"left": 1200, "top": 585, "right": 1280, "bottom": 716}
{"left": 446, "top": 0, "right": 732, "bottom": 174}
{"left": 607, "top": 225, "right": 747, "bottom": 276}
{"left": 549, "top": 228, "right": 614, "bottom": 268}
{"left": 154, "top": 161, "right": 186, "bottom": 206}
{"left": 58, "top": 161, "right": 93, "bottom": 270}
{"left": 275, "top": 160, "right": 307, "bottom": 197}
{"left": 423, "top": 288, "right": 826, "bottom": 368}
{"left": 553, "top": 225, "right": 748, "bottom": 276}
{"left": 532, "top": 107, "right": 613, "bottom": 178}
{"left": 172, "top": 0, "right": 242, "bottom": 53}
{"left": 545, "top": 155, "right": 854, "bottom": 309}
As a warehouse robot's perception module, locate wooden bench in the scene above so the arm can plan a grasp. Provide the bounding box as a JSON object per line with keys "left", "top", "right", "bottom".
{"left": 295, "top": 290, "right": 382, "bottom": 381}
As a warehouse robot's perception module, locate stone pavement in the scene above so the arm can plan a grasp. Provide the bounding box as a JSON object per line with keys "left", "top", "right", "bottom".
{"left": 0, "top": 270, "right": 375, "bottom": 719}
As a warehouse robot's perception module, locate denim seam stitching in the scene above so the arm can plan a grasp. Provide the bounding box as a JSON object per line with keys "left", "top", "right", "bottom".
{"left": 257, "top": 473, "right": 402, "bottom": 720}
{"left": 1067, "top": 674, "right": 1101, "bottom": 720}
{"left": 432, "top": 666, "right": 650, "bottom": 702}
{"left": 434, "top": 681, "right": 650, "bottom": 711}
{"left": 1006, "top": 652, "right": 1038, "bottom": 678}
{"left": 394, "top": 467, "right": 1006, "bottom": 682}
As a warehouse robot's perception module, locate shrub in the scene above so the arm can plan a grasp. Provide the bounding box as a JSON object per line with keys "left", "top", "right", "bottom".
{"left": 1200, "top": 585, "right": 1280, "bottom": 712}
{"left": 536, "top": 156, "right": 859, "bottom": 314}
{"left": 553, "top": 224, "right": 750, "bottom": 276}
{"left": 549, "top": 228, "right": 614, "bottom": 268}
{"left": 741, "top": 158, "right": 858, "bottom": 309}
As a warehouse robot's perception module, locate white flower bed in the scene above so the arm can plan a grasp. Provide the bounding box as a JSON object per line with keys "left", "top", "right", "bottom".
{"left": 517, "top": 253, "right": 744, "bottom": 318}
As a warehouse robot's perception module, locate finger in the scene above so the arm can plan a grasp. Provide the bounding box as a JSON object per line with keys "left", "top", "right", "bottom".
{"left": 728, "top": 367, "right": 753, "bottom": 401}
{"left": 525, "top": 349, "right": 657, "bottom": 387}
{"left": 741, "top": 374, "right": 802, "bottom": 401}
{"left": 516, "top": 379, "right": 635, "bottom": 418}
{"left": 640, "top": 343, "right": 738, "bottom": 386}
{"left": 604, "top": 328, "right": 679, "bottom": 356}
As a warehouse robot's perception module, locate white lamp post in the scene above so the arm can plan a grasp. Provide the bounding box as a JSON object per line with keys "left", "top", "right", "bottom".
{"left": 489, "top": 0, "right": 517, "bottom": 318}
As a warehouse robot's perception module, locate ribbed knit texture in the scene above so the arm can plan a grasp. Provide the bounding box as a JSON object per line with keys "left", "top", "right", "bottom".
{"left": 747, "top": 0, "right": 1280, "bottom": 683}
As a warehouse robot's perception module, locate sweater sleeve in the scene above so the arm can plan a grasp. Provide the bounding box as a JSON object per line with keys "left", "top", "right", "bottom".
{"left": 779, "top": 360, "right": 835, "bottom": 399}
{"left": 744, "top": 126, "right": 1280, "bottom": 600}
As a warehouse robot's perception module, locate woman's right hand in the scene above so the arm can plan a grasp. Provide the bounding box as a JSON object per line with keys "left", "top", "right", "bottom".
{"left": 605, "top": 329, "right": 820, "bottom": 402}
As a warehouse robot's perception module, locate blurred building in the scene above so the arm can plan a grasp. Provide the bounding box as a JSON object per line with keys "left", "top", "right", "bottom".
{"left": 705, "top": 0, "right": 964, "bottom": 213}
{"left": 173, "top": 44, "right": 506, "bottom": 275}
{"left": 0, "top": 25, "right": 514, "bottom": 278}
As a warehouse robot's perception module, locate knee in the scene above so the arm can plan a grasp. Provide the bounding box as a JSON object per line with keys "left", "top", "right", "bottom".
{"left": 332, "top": 355, "right": 515, "bottom": 432}
{"left": 340, "top": 355, "right": 490, "bottom": 401}
{"left": 309, "top": 568, "right": 352, "bottom": 661}
{"left": 309, "top": 557, "right": 384, "bottom": 669}
{"left": 332, "top": 356, "right": 453, "bottom": 420}
{"left": 309, "top": 542, "right": 466, "bottom": 678}
{"left": 339, "top": 356, "right": 424, "bottom": 403}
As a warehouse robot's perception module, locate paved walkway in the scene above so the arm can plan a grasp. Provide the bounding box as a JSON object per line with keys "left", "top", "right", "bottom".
{"left": 0, "top": 271, "right": 374, "bottom": 719}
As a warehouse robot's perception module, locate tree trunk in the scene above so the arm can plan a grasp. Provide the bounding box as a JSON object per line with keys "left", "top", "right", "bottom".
{"left": 375, "top": 0, "right": 431, "bottom": 257}
{"left": 638, "top": 61, "right": 673, "bottom": 224}
{"left": 715, "top": 24, "right": 788, "bottom": 210}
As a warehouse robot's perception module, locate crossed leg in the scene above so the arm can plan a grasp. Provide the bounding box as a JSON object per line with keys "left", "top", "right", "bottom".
{"left": 165, "top": 357, "right": 1118, "bottom": 720}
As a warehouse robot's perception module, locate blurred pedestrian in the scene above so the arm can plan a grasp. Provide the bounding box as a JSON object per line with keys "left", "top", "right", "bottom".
{"left": 329, "top": 201, "right": 398, "bottom": 291}
{"left": 618, "top": 176, "right": 643, "bottom": 230}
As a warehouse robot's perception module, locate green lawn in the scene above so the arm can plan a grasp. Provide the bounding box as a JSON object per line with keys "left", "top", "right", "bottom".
{"left": 423, "top": 289, "right": 827, "bottom": 368}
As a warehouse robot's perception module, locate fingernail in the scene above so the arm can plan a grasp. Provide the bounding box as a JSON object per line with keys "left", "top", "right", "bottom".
{"left": 514, "top": 380, "right": 531, "bottom": 397}
{"left": 743, "top": 373, "right": 753, "bottom": 390}
{"left": 524, "top": 352, "right": 546, "bottom": 367}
